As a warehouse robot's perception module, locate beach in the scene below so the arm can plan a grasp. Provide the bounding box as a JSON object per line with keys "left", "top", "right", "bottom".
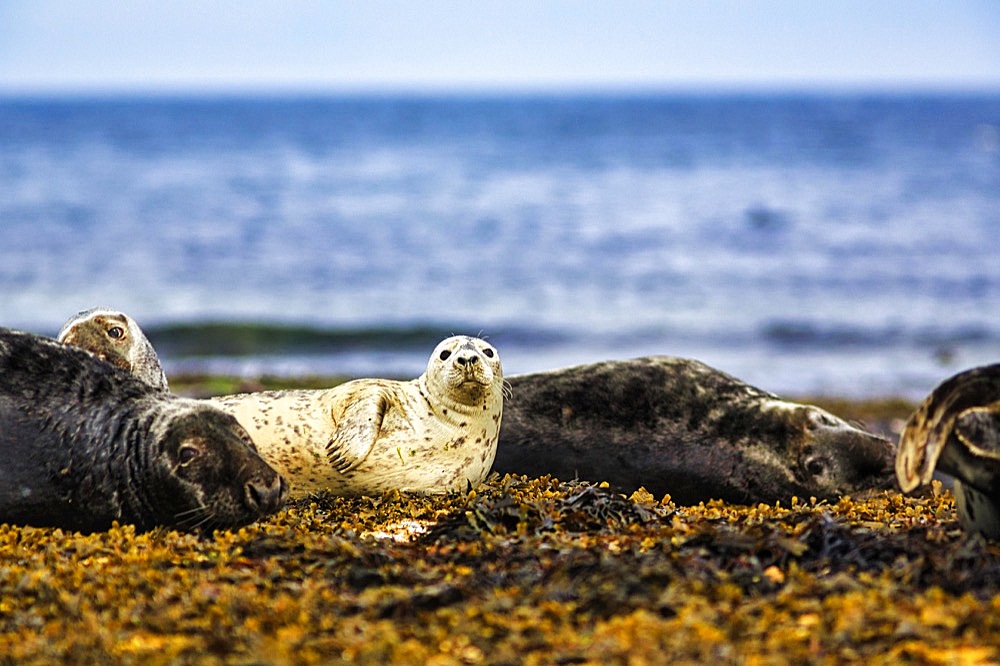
{"left": 8, "top": 379, "right": 994, "bottom": 664}
{"left": 3, "top": 445, "right": 996, "bottom": 664}
{"left": 1, "top": 91, "right": 997, "bottom": 662}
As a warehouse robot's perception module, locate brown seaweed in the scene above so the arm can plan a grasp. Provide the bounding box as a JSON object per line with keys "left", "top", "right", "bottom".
{"left": 1, "top": 474, "right": 999, "bottom": 664}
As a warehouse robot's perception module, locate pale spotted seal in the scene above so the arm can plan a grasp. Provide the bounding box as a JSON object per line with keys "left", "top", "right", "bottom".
{"left": 211, "top": 335, "right": 505, "bottom": 497}
{"left": 495, "top": 356, "right": 895, "bottom": 505}
{"left": 896, "top": 364, "right": 1000, "bottom": 539}
{"left": 58, "top": 307, "right": 169, "bottom": 391}
{"left": 0, "top": 328, "right": 286, "bottom": 533}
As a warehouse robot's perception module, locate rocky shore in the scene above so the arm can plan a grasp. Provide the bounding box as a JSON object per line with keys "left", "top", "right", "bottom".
{"left": 5, "top": 382, "right": 996, "bottom": 664}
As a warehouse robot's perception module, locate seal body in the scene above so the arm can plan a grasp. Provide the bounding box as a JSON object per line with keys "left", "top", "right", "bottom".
{"left": 495, "top": 356, "right": 895, "bottom": 505}
{"left": 58, "top": 307, "right": 169, "bottom": 391}
{"left": 896, "top": 364, "right": 1000, "bottom": 539}
{"left": 212, "top": 336, "right": 504, "bottom": 497}
{"left": 0, "top": 328, "right": 286, "bottom": 533}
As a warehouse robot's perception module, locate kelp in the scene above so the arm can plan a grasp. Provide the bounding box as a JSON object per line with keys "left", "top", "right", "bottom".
{"left": 1, "top": 474, "right": 997, "bottom": 665}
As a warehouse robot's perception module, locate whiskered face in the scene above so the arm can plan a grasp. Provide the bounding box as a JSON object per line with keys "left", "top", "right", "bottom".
{"left": 59, "top": 311, "right": 134, "bottom": 372}
{"left": 425, "top": 336, "right": 503, "bottom": 406}
{"left": 794, "top": 406, "right": 894, "bottom": 495}
{"left": 58, "top": 308, "right": 169, "bottom": 391}
{"left": 153, "top": 406, "right": 287, "bottom": 532}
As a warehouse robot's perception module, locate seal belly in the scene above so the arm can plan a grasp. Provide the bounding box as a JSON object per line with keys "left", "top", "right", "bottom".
{"left": 212, "top": 389, "right": 336, "bottom": 494}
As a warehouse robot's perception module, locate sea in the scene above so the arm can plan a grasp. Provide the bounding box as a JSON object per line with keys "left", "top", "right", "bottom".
{"left": 1, "top": 92, "right": 998, "bottom": 400}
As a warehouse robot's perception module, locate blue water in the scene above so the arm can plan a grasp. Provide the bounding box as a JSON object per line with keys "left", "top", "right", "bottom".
{"left": 1, "top": 93, "right": 998, "bottom": 399}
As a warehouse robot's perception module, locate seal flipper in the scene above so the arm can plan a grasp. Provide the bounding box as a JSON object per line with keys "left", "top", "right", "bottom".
{"left": 325, "top": 389, "right": 390, "bottom": 474}
{"left": 953, "top": 404, "right": 1000, "bottom": 453}
{"left": 938, "top": 404, "right": 1000, "bottom": 495}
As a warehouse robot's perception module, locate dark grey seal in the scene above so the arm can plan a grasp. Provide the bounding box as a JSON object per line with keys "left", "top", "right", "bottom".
{"left": 0, "top": 328, "right": 286, "bottom": 533}
{"left": 897, "top": 364, "right": 1000, "bottom": 539}
{"left": 495, "top": 356, "right": 895, "bottom": 505}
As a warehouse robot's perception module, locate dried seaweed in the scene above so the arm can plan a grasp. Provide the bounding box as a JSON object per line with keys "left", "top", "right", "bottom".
{"left": 1, "top": 474, "right": 999, "bottom": 664}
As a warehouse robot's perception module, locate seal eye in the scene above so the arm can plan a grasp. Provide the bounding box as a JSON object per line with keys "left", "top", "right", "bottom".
{"left": 439, "top": 350, "right": 452, "bottom": 361}
{"left": 178, "top": 445, "right": 200, "bottom": 466}
{"left": 107, "top": 326, "right": 125, "bottom": 340}
{"left": 805, "top": 457, "right": 828, "bottom": 477}
{"left": 482, "top": 348, "right": 495, "bottom": 358}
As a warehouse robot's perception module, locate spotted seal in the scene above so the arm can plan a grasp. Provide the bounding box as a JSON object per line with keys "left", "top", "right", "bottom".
{"left": 58, "top": 307, "right": 169, "bottom": 391}
{"left": 495, "top": 356, "right": 895, "bottom": 505}
{"left": 896, "top": 364, "right": 1000, "bottom": 539}
{"left": 0, "top": 328, "right": 286, "bottom": 533}
{"left": 211, "top": 335, "right": 505, "bottom": 497}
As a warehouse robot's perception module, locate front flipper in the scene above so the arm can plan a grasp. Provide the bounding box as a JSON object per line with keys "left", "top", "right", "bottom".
{"left": 940, "top": 403, "right": 1000, "bottom": 495}
{"left": 325, "top": 389, "right": 389, "bottom": 474}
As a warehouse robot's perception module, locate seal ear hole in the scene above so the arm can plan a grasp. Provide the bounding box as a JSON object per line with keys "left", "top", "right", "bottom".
{"left": 807, "top": 411, "right": 839, "bottom": 430}
{"left": 439, "top": 350, "right": 452, "bottom": 361}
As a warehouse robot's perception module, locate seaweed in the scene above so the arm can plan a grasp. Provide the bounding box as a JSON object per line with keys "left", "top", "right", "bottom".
{"left": 1, "top": 475, "right": 999, "bottom": 664}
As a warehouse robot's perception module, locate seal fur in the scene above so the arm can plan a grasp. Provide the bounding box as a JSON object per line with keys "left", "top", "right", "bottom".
{"left": 495, "top": 356, "right": 895, "bottom": 505}
{"left": 896, "top": 363, "right": 1000, "bottom": 538}
{"left": 58, "top": 307, "right": 169, "bottom": 391}
{"left": 212, "top": 335, "right": 505, "bottom": 497}
{"left": 0, "top": 328, "right": 286, "bottom": 533}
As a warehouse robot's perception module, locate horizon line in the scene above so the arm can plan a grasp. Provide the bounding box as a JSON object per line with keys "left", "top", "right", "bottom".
{"left": 2, "top": 77, "right": 999, "bottom": 99}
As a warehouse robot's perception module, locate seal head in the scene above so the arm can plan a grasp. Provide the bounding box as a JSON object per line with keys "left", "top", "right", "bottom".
{"left": 422, "top": 335, "right": 502, "bottom": 410}
{"left": 58, "top": 307, "right": 169, "bottom": 391}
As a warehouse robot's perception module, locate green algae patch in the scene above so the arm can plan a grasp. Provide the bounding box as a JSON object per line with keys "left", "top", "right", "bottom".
{"left": 1, "top": 475, "right": 998, "bottom": 664}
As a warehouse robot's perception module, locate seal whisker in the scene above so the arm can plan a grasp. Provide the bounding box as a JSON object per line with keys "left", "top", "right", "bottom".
{"left": 174, "top": 504, "right": 214, "bottom": 532}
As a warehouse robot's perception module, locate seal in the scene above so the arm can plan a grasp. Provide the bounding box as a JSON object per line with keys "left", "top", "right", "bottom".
{"left": 211, "top": 335, "right": 505, "bottom": 497}
{"left": 58, "top": 307, "right": 169, "bottom": 391}
{"left": 896, "top": 364, "right": 1000, "bottom": 539}
{"left": 0, "top": 327, "right": 287, "bottom": 533}
{"left": 494, "top": 356, "right": 896, "bottom": 505}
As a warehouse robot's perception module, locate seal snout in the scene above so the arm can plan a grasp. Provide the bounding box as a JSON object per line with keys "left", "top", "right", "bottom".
{"left": 244, "top": 472, "right": 287, "bottom": 515}
{"left": 457, "top": 352, "right": 485, "bottom": 380}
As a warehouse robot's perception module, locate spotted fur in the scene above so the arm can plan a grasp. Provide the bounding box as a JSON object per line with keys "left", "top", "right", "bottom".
{"left": 496, "top": 356, "right": 895, "bottom": 504}
{"left": 212, "top": 336, "right": 504, "bottom": 497}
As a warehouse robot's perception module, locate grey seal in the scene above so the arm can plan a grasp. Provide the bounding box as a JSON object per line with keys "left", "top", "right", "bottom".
{"left": 495, "top": 356, "right": 895, "bottom": 505}
{"left": 58, "top": 307, "right": 169, "bottom": 391}
{"left": 212, "top": 335, "right": 505, "bottom": 497}
{"left": 0, "top": 328, "right": 286, "bottom": 533}
{"left": 897, "top": 363, "right": 1000, "bottom": 539}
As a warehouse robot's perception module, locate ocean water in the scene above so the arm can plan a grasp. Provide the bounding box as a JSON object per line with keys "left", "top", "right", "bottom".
{"left": 1, "top": 93, "right": 998, "bottom": 399}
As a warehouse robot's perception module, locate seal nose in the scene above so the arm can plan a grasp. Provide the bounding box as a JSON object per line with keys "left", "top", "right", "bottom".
{"left": 456, "top": 355, "right": 479, "bottom": 367}
{"left": 244, "top": 472, "right": 288, "bottom": 515}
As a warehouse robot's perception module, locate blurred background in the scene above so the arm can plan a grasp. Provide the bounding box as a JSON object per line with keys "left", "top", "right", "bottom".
{"left": 1, "top": 1, "right": 998, "bottom": 399}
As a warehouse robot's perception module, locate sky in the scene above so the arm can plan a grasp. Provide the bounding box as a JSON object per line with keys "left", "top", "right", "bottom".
{"left": 0, "top": 1, "right": 998, "bottom": 93}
